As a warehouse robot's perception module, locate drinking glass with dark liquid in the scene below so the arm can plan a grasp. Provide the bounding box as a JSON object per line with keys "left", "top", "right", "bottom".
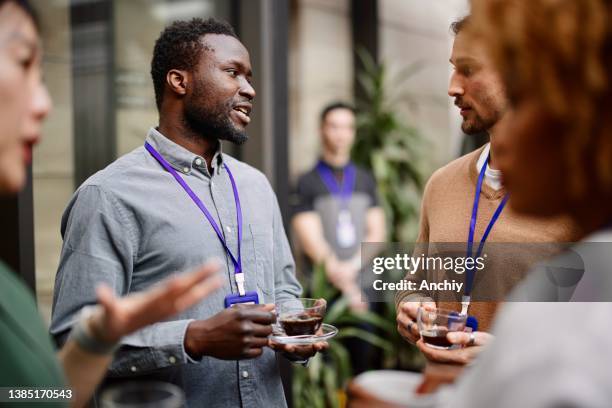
{"left": 277, "top": 298, "right": 327, "bottom": 336}
{"left": 417, "top": 307, "right": 467, "bottom": 349}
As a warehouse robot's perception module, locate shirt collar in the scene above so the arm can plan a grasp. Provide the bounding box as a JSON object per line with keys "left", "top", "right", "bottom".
{"left": 145, "top": 127, "right": 224, "bottom": 177}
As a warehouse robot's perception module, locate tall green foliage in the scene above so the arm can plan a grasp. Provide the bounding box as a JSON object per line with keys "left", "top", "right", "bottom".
{"left": 351, "top": 48, "right": 428, "bottom": 370}
{"left": 352, "top": 48, "right": 426, "bottom": 243}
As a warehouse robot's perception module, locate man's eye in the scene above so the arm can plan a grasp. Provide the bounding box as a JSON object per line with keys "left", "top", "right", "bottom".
{"left": 460, "top": 66, "right": 474, "bottom": 76}
{"left": 227, "top": 69, "right": 238, "bottom": 77}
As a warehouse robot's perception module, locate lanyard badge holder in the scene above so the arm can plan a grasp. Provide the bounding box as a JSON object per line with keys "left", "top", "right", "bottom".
{"left": 316, "top": 161, "right": 357, "bottom": 248}
{"left": 462, "top": 154, "right": 509, "bottom": 329}
{"left": 145, "top": 142, "right": 259, "bottom": 308}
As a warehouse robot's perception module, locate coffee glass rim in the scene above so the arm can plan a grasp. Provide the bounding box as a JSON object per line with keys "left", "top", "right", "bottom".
{"left": 417, "top": 306, "right": 467, "bottom": 318}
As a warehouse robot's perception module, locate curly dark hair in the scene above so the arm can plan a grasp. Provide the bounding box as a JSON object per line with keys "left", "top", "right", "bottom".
{"left": 150, "top": 17, "right": 237, "bottom": 110}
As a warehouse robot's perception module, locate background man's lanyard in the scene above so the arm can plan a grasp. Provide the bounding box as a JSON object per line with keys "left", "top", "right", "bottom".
{"left": 462, "top": 154, "right": 509, "bottom": 315}
{"left": 145, "top": 142, "right": 246, "bottom": 296}
{"left": 316, "top": 160, "right": 356, "bottom": 208}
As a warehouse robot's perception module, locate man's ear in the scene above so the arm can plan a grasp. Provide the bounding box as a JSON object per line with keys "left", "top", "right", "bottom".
{"left": 166, "top": 69, "right": 188, "bottom": 96}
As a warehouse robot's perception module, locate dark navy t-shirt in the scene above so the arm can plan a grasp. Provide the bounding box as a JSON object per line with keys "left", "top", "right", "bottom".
{"left": 290, "top": 161, "right": 380, "bottom": 262}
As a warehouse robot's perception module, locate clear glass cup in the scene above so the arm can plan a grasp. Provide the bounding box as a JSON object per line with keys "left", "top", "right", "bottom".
{"left": 100, "top": 381, "right": 184, "bottom": 408}
{"left": 417, "top": 307, "right": 467, "bottom": 349}
{"left": 276, "top": 298, "right": 327, "bottom": 336}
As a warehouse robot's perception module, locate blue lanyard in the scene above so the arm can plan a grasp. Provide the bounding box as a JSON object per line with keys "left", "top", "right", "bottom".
{"left": 145, "top": 142, "right": 245, "bottom": 295}
{"left": 316, "top": 160, "right": 356, "bottom": 207}
{"left": 464, "top": 155, "right": 509, "bottom": 302}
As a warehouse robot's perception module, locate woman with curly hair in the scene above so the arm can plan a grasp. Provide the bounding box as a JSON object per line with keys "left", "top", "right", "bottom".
{"left": 441, "top": 0, "right": 612, "bottom": 406}
{"left": 350, "top": 1, "right": 612, "bottom": 406}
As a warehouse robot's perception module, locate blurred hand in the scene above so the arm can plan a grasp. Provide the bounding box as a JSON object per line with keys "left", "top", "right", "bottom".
{"left": 91, "top": 260, "right": 223, "bottom": 344}
{"left": 184, "top": 304, "right": 276, "bottom": 360}
{"left": 343, "top": 285, "right": 368, "bottom": 313}
{"left": 416, "top": 331, "right": 494, "bottom": 365}
{"left": 324, "top": 256, "right": 358, "bottom": 289}
{"left": 325, "top": 256, "right": 366, "bottom": 312}
{"left": 396, "top": 299, "right": 436, "bottom": 344}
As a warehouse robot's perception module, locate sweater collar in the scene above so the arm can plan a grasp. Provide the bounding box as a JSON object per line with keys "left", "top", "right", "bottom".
{"left": 468, "top": 145, "right": 507, "bottom": 200}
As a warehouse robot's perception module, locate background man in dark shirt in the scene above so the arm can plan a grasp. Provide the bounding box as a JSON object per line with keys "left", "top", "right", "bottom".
{"left": 291, "top": 102, "right": 386, "bottom": 312}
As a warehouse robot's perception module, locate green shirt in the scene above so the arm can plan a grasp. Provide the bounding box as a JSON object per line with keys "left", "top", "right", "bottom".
{"left": 0, "top": 261, "right": 66, "bottom": 406}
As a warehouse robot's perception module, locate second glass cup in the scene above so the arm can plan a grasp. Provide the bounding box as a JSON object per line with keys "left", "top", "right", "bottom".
{"left": 417, "top": 306, "right": 467, "bottom": 349}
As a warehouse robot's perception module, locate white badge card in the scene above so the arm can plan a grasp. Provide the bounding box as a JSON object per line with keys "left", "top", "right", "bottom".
{"left": 336, "top": 209, "right": 356, "bottom": 248}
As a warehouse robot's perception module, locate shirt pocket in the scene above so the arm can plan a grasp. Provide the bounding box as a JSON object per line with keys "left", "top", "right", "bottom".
{"left": 249, "top": 223, "right": 275, "bottom": 298}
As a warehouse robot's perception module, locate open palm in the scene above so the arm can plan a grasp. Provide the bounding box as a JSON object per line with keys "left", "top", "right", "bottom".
{"left": 93, "top": 260, "right": 223, "bottom": 343}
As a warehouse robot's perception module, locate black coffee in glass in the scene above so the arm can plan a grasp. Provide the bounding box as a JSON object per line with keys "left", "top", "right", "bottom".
{"left": 280, "top": 312, "right": 323, "bottom": 336}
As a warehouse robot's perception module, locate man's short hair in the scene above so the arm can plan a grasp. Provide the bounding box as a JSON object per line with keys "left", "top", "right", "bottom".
{"left": 450, "top": 15, "right": 471, "bottom": 36}
{"left": 150, "top": 17, "right": 237, "bottom": 110}
{"left": 320, "top": 102, "right": 355, "bottom": 124}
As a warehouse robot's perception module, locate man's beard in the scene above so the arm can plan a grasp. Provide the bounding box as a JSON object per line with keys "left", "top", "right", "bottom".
{"left": 461, "top": 114, "right": 493, "bottom": 135}
{"left": 183, "top": 86, "right": 248, "bottom": 145}
{"left": 458, "top": 96, "right": 504, "bottom": 135}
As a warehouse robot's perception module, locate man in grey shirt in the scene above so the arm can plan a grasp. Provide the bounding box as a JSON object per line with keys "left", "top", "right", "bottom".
{"left": 50, "top": 18, "right": 322, "bottom": 407}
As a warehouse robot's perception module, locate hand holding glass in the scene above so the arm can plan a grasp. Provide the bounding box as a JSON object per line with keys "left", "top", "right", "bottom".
{"left": 417, "top": 307, "right": 467, "bottom": 349}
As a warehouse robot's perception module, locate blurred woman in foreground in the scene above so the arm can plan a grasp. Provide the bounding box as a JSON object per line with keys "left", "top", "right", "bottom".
{"left": 442, "top": 0, "right": 612, "bottom": 405}
{"left": 0, "top": 1, "right": 222, "bottom": 406}
{"left": 350, "top": 0, "right": 612, "bottom": 406}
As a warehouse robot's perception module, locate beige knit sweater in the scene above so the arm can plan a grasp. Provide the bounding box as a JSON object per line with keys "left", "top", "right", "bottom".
{"left": 395, "top": 146, "right": 578, "bottom": 331}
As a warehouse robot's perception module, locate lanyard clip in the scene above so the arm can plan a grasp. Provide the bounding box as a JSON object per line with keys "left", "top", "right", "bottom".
{"left": 460, "top": 295, "right": 471, "bottom": 316}
{"left": 235, "top": 272, "right": 246, "bottom": 296}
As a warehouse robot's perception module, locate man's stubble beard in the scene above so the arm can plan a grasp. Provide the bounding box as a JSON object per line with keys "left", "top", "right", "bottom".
{"left": 183, "top": 81, "right": 249, "bottom": 145}
{"left": 461, "top": 106, "right": 505, "bottom": 135}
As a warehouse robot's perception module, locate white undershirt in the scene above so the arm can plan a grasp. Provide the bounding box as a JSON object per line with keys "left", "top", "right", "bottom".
{"left": 476, "top": 143, "right": 503, "bottom": 190}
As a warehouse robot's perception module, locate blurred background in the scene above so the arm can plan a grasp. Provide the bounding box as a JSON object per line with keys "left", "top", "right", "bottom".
{"left": 1, "top": 0, "right": 473, "bottom": 406}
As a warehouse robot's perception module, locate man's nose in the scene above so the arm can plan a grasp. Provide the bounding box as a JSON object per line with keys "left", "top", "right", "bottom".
{"left": 448, "top": 72, "right": 464, "bottom": 97}
{"left": 239, "top": 79, "right": 256, "bottom": 101}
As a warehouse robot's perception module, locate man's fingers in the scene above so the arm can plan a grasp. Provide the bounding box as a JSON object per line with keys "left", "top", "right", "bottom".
{"left": 96, "top": 284, "right": 118, "bottom": 316}
{"left": 416, "top": 339, "right": 449, "bottom": 363}
{"left": 421, "top": 301, "right": 436, "bottom": 311}
{"left": 400, "top": 302, "right": 421, "bottom": 319}
{"left": 397, "top": 312, "right": 419, "bottom": 338}
{"left": 239, "top": 309, "right": 276, "bottom": 325}
{"left": 167, "top": 261, "right": 222, "bottom": 296}
{"left": 243, "top": 347, "right": 264, "bottom": 359}
{"left": 146, "top": 261, "right": 223, "bottom": 306}
{"left": 247, "top": 336, "right": 270, "bottom": 348}
{"left": 250, "top": 322, "right": 274, "bottom": 337}
{"left": 315, "top": 298, "right": 327, "bottom": 308}
{"left": 416, "top": 338, "right": 472, "bottom": 365}
{"left": 173, "top": 274, "right": 224, "bottom": 311}
{"left": 396, "top": 311, "right": 412, "bottom": 327}
{"left": 260, "top": 303, "right": 276, "bottom": 312}
{"left": 180, "top": 260, "right": 222, "bottom": 287}
{"left": 447, "top": 331, "right": 492, "bottom": 347}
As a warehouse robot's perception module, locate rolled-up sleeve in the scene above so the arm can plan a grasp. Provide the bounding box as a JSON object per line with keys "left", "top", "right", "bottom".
{"left": 50, "top": 185, "right": 197, "bottom": 376}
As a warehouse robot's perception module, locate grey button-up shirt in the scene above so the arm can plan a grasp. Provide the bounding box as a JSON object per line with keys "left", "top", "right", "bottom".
{"left": 50, "top": 128, "right": 302, "bottom": 407}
